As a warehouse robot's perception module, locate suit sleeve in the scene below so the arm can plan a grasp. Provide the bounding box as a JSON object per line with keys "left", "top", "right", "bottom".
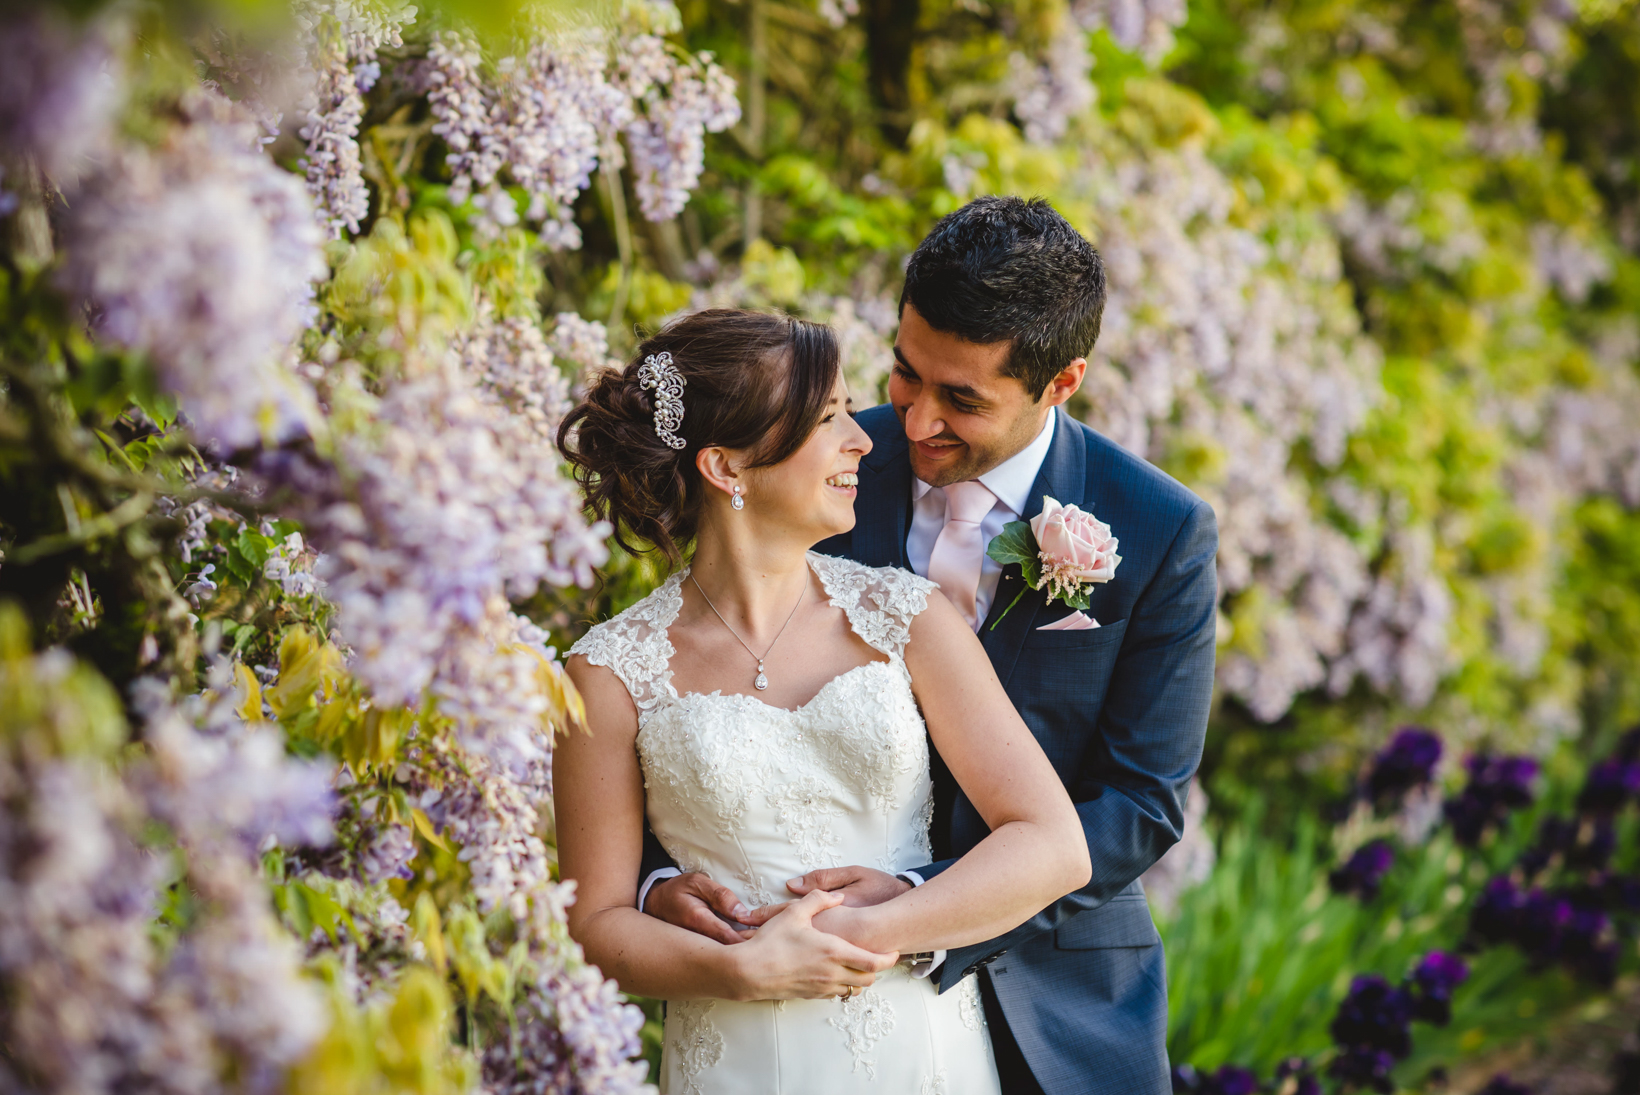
{"left": 917, "top": 498, "right": 1218, "bottom": 984}
{"left": 637, "top": 823, "right": 681, "bottom": 899}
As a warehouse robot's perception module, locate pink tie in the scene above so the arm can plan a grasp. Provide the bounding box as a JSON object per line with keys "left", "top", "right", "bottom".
{"left": 926, "top": 480, "right": 996, "bottom": 631}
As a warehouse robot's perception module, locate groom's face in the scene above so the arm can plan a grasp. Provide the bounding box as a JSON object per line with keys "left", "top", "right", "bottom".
{"left": 889, "top": 303, "right": 1058, "bottom": 487}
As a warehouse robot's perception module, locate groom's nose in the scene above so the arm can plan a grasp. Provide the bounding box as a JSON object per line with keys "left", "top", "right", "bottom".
{"left": 901, "top": 395, "right": 946, "bottom": 443}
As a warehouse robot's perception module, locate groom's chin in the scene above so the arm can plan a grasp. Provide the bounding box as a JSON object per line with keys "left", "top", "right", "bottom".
{"left": 909, "top": 451, "right": 976, "bottom": 488}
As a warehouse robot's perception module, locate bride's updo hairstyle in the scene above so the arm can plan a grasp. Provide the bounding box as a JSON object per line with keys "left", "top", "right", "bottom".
{"left": 558, "top": 309, "right": 841, "bottom": 563}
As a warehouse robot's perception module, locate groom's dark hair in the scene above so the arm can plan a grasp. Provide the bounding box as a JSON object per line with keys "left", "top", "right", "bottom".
{"left": 900, "top": 196, "right": 1106, "bottom": 399}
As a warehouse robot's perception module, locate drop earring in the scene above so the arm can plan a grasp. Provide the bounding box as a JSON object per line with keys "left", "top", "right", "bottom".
{"left": 731, "top": 485, "right": 745, "bottom": 510}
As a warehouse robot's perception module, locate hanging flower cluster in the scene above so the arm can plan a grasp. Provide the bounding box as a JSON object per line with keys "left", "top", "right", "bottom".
{"left": 1008, "top": 30, "right": 1096, "bottom": 145}
{"left": 1070, "top": 0, "right": 1188, "bottom": 63}
{"left": 423, "top": 7, "right": 738, "bottom": 240}
{"left": 292, "top": 0, "right": 418, "bottom": 235}
{"left": 57, "top": 90, "right": 326, "bottom": 452}
{"left": 0, "top": 629, "right": 336, "bottom": 1095}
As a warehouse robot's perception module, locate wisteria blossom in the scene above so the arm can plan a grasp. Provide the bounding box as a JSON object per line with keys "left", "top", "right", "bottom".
{"left": 1071, "top": 0, "right": 1189, "bottom": 62}
{"left": 1008, "top": 31, "right": 1096, "bottom": 144}
{"left": 425, "top": 5, "right": 739, "bottom": 238}
{"left": 0, "top": 643, "right": 334, "bottom": 1095}
{"left": 1073, "top": 131, "right": 1384, "bottom": 719}
{"left": 615, "top": 32, "right": 741, "bottom": 221}
{"left": 292, "top": 0, "right": 418, "bottom": 235}
{"left": 264, "top": 350, "right": 605, "bottom": 764}
{"left": 58, "top": 91, "right": 326, "bottom": 452}
{"left": 0, "top": 9, "right": 121, "bottom": 188}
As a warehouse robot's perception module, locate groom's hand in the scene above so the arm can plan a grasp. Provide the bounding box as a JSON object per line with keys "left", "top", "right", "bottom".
{"left": 742, "top": 865, "right": 912, "bottom": 927}
{"left": 644, "top": 872, "right": 755, "bottom": 945}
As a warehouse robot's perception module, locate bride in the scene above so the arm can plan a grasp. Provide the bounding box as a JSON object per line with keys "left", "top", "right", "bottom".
{"left": 554, "top": 308, "right": 1090, "bottom": 1094}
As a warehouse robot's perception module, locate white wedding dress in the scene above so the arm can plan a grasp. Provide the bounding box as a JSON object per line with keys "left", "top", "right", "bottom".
{"left": 570, "top": 552, "right": 1000, "bottom": 1095}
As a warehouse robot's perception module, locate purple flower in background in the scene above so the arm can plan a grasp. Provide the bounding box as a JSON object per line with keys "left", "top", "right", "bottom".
{"left": 1445, "top": 753, "right": 1538, "bottom": 845}
{"left": 1476, "top": 1075, "right": 1533, "bottom": 1095}
{"left": 1205, "top": 1066, "right": 1261, "bottom": 1095}
{"left": 1365, "top": 727, "right": 1442, "bottom": 807}
{"left": 1576, "top": 819, "right": 1618, "bottom": 870}
{"left": 1471, "top": 875, "right": 1526, "bottom": 943}
{"left": 1519, "top": 816, "right": 1578, "bottom": 878}
{"left": 1409, "top": 950, "right": 1469, "bottom": 1024}
{"left": 1578, "top": 757, "right": 1640, "bottom": 815}
{"left": 1518, "top": 888, "right": 1575, "bottom": 957}
{"left": 1330, "top": 974, "right": 1415, "bottom": 1066}
{"left": 1329, "top": 1047, "right": 1400, "bottom": 1094}
{"left": 1276, "top": 1058, "right": 1321, "bottom": 1095}
{"left": 1561, "top": 905, "right": 1618, "bottom": 986}
{"left": 1599, "top": 873, "right": 1640, "bottom": 913}
{"left": 1172, "top": 1064, "right": 1264, "bottom": 1095}
{"left": 1330, "top": 840, "right": 1396, "bottom": 900}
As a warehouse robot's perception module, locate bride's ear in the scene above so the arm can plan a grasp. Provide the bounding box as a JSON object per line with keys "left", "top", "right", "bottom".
{"left": 695, "top": 446, "right": 742, "bottom": 501}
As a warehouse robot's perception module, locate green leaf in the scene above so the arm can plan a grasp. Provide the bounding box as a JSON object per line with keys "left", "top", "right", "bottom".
{"left": 985, "top": 519, "right": 1038, "bottom": 569}
{"left": 223, "top": 543, "right": 257, "bottom": 584}
{"left": 236, "top": 529, "right": 275, "bottom": 569}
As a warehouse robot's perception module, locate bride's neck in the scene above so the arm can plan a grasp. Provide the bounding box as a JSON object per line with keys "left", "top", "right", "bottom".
{"left": 687, "top": 517, "right": 813, "bottom": 627}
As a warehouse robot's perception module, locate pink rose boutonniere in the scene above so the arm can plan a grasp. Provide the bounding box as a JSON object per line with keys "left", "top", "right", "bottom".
{"left": 985, "top": 495, "right": 1122, "bottom": 628}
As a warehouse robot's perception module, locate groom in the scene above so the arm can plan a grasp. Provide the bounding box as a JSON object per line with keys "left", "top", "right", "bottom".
{"left": 642, "top": 195, "right": 1217, "bottom": 1095}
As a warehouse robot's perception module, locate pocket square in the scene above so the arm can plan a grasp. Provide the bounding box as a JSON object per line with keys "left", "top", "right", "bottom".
{"left": 1037, "top": 611, "right": 1100, "bottom": 631}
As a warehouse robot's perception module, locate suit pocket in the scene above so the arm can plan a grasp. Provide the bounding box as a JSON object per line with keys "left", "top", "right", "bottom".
{"left": 1054, "top": 895, "right": 1160, "bottom": 950}
{"left": 1021, "top": 615, "right": 1128, "bottom": 651}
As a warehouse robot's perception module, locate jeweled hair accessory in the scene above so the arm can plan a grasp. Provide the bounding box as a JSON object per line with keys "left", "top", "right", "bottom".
{"left": 637, "top": 350, "right": 687, "bottom": 450}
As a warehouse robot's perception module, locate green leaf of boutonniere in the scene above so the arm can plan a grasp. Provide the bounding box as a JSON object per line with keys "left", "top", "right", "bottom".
{"left": 984, "top": 519, "right": 1044, "bottom": 629}
{"left": 985, "top": 519, "right": 1042, "bottom": 588}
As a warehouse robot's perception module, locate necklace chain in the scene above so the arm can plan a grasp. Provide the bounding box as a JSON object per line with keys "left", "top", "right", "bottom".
{"left": 689, "top": 570, "right": 809, "bottom": 692}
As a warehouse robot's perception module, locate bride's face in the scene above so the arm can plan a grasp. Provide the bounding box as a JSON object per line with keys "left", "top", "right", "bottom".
{"left": 745, "top": 373, "right": 872, "bottom": 542}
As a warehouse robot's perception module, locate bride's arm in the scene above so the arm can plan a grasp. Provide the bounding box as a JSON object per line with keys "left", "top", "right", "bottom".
{"left": 810, "top": 593, "right": 1092, "bottom": 954}
{"left": 557, "top": 655, "right": 900, "bottom": 1001}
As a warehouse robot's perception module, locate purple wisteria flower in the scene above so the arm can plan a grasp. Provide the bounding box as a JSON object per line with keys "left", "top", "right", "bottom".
{"left": 1476, "top": 1075, "right": 1533, "bottom": 1095}
{"left": 1329, "top": 975, "right": 1414, "bottom": 1092}
{"left": 1330, "top": 839, "right": 1396, "bottom": 900}
{"left": 1408, "top": 950, "right": 1469, "bottom": 1024}
{"left": 1444, "top": 753, "right": 1538, "bottom": 845}
{"left": 1365, "top": 726, "right": 1442, "bottom": 807}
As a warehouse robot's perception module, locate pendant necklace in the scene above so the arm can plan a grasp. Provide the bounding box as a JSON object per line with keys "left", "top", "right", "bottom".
{"left": 689, "top": 570, "right": 809, "bottom": 691}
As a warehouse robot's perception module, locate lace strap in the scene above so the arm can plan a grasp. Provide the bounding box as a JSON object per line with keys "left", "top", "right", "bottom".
{"left": 566, "top": 572, "right": 685, "bottom": 716}
{"left": 808, "top": 553, "right": 938, "bottom": 661}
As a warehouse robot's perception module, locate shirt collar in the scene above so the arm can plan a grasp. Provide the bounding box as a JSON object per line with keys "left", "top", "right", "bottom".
{"left": 911, "top": 410, "right": 1057, "bottom": 517}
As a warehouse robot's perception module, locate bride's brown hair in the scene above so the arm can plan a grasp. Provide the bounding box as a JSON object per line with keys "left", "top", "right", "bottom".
{"left": 557, "top": 309, "right": 842, "bottom": 564}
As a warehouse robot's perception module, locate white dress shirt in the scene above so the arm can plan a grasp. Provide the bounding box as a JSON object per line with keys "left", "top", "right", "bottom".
{"left": 906, "top": 410, "right": 1056, "bottom": 622}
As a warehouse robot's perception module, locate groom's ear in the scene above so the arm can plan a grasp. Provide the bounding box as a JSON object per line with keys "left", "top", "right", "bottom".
{"left": 1039, "top": 357, "right": 1088, "bottom": 408}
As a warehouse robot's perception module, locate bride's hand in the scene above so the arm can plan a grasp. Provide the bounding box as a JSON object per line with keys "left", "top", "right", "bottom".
{"left": 729, "top": 889, "right": 899, "bottom": 1001}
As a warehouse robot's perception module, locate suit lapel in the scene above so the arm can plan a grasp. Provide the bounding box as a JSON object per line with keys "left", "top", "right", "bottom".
{"left": 855, "top": 424, "right": 912, "bottom": 570}
{"left": 978, "top": 408, "right": 1087, "bottom": 681}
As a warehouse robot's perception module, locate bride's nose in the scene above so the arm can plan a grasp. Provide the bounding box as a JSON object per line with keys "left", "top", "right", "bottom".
{"left": 843, "top": 413, "right": 872, "bottom": 455}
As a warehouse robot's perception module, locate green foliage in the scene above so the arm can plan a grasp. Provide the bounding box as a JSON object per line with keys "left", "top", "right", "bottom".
{"left": 1162, "top": 779, "right": 1589, "bottom": 1080}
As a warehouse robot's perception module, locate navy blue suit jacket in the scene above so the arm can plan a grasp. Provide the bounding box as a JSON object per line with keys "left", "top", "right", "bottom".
{"left": 642, "top": 404, "right": 1217, "bottom": 1095}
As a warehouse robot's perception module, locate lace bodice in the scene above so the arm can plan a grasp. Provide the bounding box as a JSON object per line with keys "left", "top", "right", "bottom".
{"left": 569, "top": 553, "right": 940, "bottom": 907}
{"left": 570, "top": 555, "right": 999, "bottom": 1094}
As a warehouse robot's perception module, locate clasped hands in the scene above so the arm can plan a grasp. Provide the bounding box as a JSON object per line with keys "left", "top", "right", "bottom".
{"left": 645, "top": 866, "right": 912, "bottom": 1002}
